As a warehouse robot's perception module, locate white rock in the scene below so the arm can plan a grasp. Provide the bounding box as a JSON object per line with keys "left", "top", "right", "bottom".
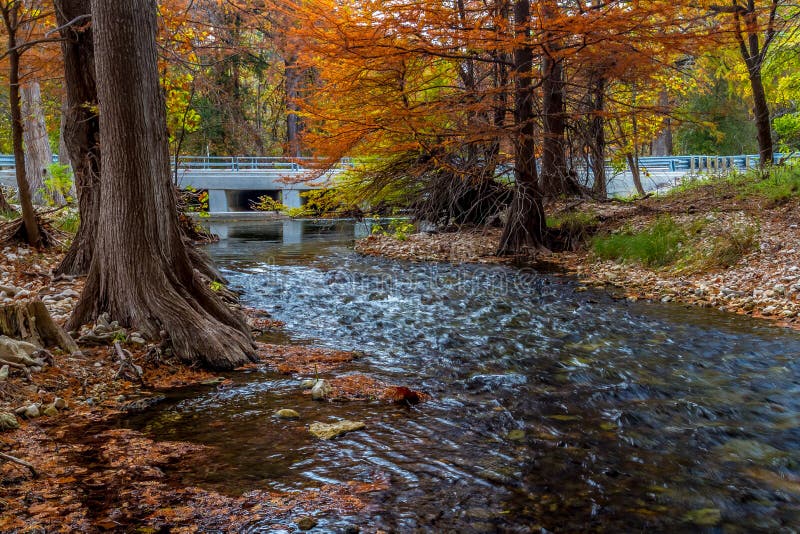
{"left": 311, "top": 379, "right": 332, "bottom": 400}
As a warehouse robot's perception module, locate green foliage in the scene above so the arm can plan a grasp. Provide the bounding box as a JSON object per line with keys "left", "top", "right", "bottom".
{"left": 250, "top": 194, "right": 287, "bottom": 214}
{"left": 674, "top": 77, "right": 758, "bottom": 155}
{"left": 209, "top": 281, "right": 224, "bottom": 292}
{"left": 371, "top": 218, "right": 415, "bottom": 241}
{"left": 54, "top": 211, "right": 80, "bottom": 234}
{"left": 300, "top": 189, "right": 343, "bottom": 216}
{"left": 774, "top": 113, "right": 800, "bottom": 152}
{"left": 741, "top": 165, "right": 800, "bottom": 202}
{"left": 592, "top": 216, "right": 687, "bottom": 268}
{"left": 182, "top": 186, "right": 210, "bottom": 218}
{"left": 43, "top": 163, "right": 75, "bottom": 205}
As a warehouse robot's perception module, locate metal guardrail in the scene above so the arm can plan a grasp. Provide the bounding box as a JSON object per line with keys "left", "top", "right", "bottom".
{"left": 174, "top": 156, "right": 354, "bottom": 172}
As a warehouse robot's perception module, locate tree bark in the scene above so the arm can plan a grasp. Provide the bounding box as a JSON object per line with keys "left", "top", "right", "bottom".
{"left": 589, "top": 76, "right": 607, "bottom": 198}
{"left": 22, "top": 81, "right": 61, "bottom": 205}
{"left": 285, "top": 55, "right": 303, "bottom": 158}
{"left": 69, "top": 0, "right": 255, "bottom": 370}
{"left": 539, "top": 54, "right": 575, "bottom": 197}
{"left": 53, "top": 0, "right": 100, "bottom": 275}
{"left": 626, "top": 153, "right": 646, "bottom": 197}
{"left": 3, "top": 9, "right": 41, "bottom": 247}
{"left": 497, "top": 0, "right": 546, "bottom": 255}
{"left": 749, "top": 68, "right": 773, "bottom": 166}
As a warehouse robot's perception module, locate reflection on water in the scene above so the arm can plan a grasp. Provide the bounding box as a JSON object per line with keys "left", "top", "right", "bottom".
{"left": 127, "top": 220, "right": 800, "bottom": 532}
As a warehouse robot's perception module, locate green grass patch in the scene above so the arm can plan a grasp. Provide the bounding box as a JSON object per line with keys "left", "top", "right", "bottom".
{"left": 738, "top": 165, "right": 800, "bottom": 203}
{"left": 592, "top": 216, "right": 688, "bottom": 268}
{"left": 701, "top": 222, "right": 759, "bottom": 269}
{"left": 54, "top": 211, "right": 80, "bottom": 234}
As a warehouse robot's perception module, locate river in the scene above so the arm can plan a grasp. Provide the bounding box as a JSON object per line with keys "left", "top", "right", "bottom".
{"left": 126, "top": 219, "right": 800, "bottom": 532}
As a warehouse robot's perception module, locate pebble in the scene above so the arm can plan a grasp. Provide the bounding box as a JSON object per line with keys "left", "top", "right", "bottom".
{"left": 54, "top": 397, "right": 68, "bottom": 410}
{"left": 308, "top": 420, "right": 365, "bottom": 440}
{"left": 43, "top": 404, "right": 58, "bottom": 417}
{"left": 311, "top": 379, "right": 332, "bottom": 400}
{"left": 295, "top": 517, "right": 318, "bottom": 531}
{"left": 275, "top": 409, "right": 300, "bottom": 419}
{"left": 22, "top": 404, "right": 40, "bottom": 419}
{"left": 762, "top": 306, "right": 778, "bottom": 315}
{"left": 0, "top": 365, "right": 8, "bottom": 381}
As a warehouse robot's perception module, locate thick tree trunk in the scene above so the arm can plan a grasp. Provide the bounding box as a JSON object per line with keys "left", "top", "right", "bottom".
{"left": 6, "top": 32, "right": 41, "bottom": 247}
{"left": 497, "top": 0, "right": 546, "bottom": 255}
{"left": 22, "top": 82, "right": 61, "bottom": 206}
{"left": 54, "top": 0, "right": 100, "bottom": 275}
{"left": 540, "top": 54, "right": 575, "bottom": 197}
{"left": 589, "top": 76, "right": 606, "bottom": 198}
{"left": 69, "top": 0, "right": 255, "bottom": 370}
{"left": 749, "top": 69, "right": 774, "bottom": 166}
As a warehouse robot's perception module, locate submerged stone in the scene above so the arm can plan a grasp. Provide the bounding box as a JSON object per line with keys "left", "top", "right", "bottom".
{"left": 309, "top": 420, "right": 365, "bottom": 440}
{"left": 275, "top": 409, "right": 300, "bottom": 419}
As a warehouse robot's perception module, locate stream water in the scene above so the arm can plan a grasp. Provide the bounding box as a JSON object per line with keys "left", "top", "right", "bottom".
{"left": 126, "top": 220, "right": 800, "bottom": 532}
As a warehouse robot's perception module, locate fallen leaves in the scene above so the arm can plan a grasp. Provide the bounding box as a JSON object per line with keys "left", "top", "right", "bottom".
{"left": 257, "top": 342, "right": 358, "bottom": 374}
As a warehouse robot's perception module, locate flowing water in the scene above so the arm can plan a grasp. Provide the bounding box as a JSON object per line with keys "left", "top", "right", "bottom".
{"left": 126, "top": 220, "right": 800, "bottom": 532}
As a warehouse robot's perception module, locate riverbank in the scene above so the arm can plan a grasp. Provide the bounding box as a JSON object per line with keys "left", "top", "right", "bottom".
{"left": 356, "top": 173, "right": 800, "bottom": 330}
{"left": 0, "top": 246, "right": 397, "bottom": 532}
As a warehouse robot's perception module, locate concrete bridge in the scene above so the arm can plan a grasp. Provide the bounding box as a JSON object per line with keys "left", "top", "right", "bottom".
{"left": 172, "top": 156, "right": 351, "bottom": 212}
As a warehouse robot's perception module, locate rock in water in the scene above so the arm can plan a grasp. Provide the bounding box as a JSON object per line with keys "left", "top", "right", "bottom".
{"left": 308, "top": 420, "right": 365, "bottom": 440}
{"left": 275, "top": 409, "right": 300, "bottom": 419}
{"left": 295, "top": 516, "right": 318, "bottom": 530}
{"left": 300, "top": 379, "right": 317, "bottom": 389}
{"left": 0, "top": 412, "right": 19, "bottom": 431}
{"left": 311, "top": 379, "right": 332, "bottom": 400}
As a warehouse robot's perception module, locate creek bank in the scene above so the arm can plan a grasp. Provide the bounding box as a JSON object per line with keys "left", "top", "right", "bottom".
{"left": 356, "top": 196, "right": 800, "bottom": 331}
{"left": 0, "top": 246, "right": 393, "bottom": 532}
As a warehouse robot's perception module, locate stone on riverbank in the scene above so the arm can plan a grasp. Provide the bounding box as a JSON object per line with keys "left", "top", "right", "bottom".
{"left": 0, "top": 411, "right": 19, "bottom": 431}
{"left": 308, "top": 420, "right": 365, "bottom": 440}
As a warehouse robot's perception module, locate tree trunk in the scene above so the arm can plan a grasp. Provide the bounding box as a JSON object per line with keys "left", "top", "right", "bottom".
{"left": 589, "top": 76, "right": 606, "bottom": 198}
{"left": 626, "top": 153, "right": 646, "bottom": 197}
{"left": 22, "top": 81, "right": 61, "bottom": 205}
{"left": 651, "top": 90, "right": 672, "bottom": 157}
{"left": 540, "top": 54, "right": 575, "bottom": 197}
{"left": 69, "top": 0, "right": 255, "bottom": 370}
{"left": 285, "top": 55, "right": 303, "bottom": 158}
{"left": 497, "top": 0, "right": 546, "bottom": 255}
{"left": 5, "top": 19, "right": 41, "bottom": 247}
{"left": 54, "top": 0, "right": 100, "bottom": 275}
{"left": 749, "top": 68, "right": 774, "bottom": 166}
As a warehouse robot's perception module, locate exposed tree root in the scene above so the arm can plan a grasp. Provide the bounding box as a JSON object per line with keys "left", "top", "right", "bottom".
{"left": 0, "top": 298, "right": 78, "bottom": 354}
{"left": 0, "top": 211, "right": 68, "bottom": 248}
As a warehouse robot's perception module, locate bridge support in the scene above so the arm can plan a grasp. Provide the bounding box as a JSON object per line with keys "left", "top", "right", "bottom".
{"left": 208, "top": 189, "right": 228, "bottom": 213}
{"left": 282, "top": 189, "right": 302, "bottom": 209}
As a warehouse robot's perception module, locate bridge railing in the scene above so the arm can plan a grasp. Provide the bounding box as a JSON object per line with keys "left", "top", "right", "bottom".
{"left": 175, "top": 156, "right": 354, "bottom": 172}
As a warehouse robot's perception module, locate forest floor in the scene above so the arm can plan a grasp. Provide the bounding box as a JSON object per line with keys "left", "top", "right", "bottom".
{"left": 356, "top": 174, "right": 800, "bottom": 331}
{"left": 0, "top": 247, "right": 408, "bottom": 532}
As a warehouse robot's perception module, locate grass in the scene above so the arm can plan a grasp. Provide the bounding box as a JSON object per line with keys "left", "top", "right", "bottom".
{"left": 54, "top": 211, "right": 80, "bottom": 233}
{"left": 667, "top": 163, "right": 800, "bottom": 203}
{"left": 592, "top": 216, "right": 687, "bottom": 268}
{"left": 737, "top": 164, "right": 800, "bottom": 203}
{"left": 592, "top": 214, "right": 758, "bottom": 271}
